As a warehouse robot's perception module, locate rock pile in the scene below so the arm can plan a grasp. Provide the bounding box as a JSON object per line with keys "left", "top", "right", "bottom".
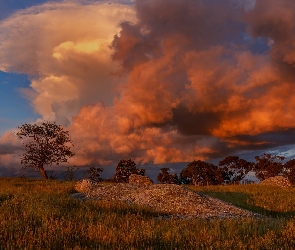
{"left": 74, "top": 179, "right": 100, "bottom": 193}
{"left": 128, "top": 174, "right": 154, "bottom": 185}
{"left": 260, "top": 176, "right": 291, "bottom": 188}
{"left": 73, "top": 183, "right": 262, "bottom": 219}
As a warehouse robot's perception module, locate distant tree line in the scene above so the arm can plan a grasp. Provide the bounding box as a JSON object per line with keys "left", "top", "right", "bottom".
{"left": 16, "top": 121, "right": 295, "bottom": 185}
{"left": 163, "top": 153, "right": 295, "bottom": 186}
{"left": 62, "top": 153, "right": 295, "bottom": 186}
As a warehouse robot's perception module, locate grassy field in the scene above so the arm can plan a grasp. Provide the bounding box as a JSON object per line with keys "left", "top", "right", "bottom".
{"left": 1, "top": 178, "right": 295, "bottom": 249}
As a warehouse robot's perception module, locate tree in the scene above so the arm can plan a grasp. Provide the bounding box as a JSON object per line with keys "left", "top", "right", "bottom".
{"left": 218, "top": 156, "right": 253, "bottom": 184}
{"left": 253, "top": 153, "right": 284, "bottom": 181}
{"left": 157, "top": 168, "right": 180, "bottom": 184}
{"left": 283, "top": 159, "right": 295, "bottom": 184}
{"left": 113, "top": 159, "right": 145, "bottom": 183}
{"left": 16, "top": 121, "right": 74, "bottom": 179}
{"left": 180, "top": 160, "right": 224, "bottom": 186}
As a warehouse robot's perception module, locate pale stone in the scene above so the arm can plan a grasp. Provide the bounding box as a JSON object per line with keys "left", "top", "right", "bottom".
{"left": 260, "top": 176, "right": 291, "bottom": 188}
{"left": 128, "top": 174, "right": 154, "bottom": 185}
{"left": 74, "top": 179, "right": 100, "bottom": 193}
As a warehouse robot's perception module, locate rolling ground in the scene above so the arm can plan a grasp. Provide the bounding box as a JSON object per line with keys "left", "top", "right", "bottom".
{"left": 1, "top": 177, "right": 295, "bottom": 249}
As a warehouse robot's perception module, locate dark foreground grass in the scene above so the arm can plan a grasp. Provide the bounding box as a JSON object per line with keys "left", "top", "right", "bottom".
{"left": 1, "top": 178, "right": 295, "bottom": 249}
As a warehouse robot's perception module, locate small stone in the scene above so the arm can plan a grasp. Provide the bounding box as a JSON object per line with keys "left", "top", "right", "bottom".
{"left": 128, "top": 174, "right": 154, "bottom": 185}
{"left": 260, "top": 176, "right": 291, "bottom": 188}
{"left": 74, "top": 179, "right": 100, "bottom": 193}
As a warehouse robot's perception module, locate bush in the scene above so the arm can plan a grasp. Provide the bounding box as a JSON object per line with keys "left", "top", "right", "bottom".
{"left": 63, "top": 166, "right": 80, "bottom": 181}
{"left": 113, "top": 159, "right": 145, "bottom": 183}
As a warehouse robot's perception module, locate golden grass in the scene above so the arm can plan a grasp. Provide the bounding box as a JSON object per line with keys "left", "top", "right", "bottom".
{"left": 1, "top": 178, "right": 295, "bottom": 249}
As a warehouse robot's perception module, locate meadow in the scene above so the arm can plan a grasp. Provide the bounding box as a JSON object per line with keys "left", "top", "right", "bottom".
{"left": 1, "top": 178, "right": 295, "bottom": 249}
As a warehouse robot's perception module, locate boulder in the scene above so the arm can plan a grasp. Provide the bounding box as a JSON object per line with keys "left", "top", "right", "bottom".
{"left": 74, "top": 179, "right": 100, "bottom": 193}
{"left": 128, "top": 174, "right": 154, "bottom": 185}
{"left": 260, "top": 176, "right": 291, "bottom": 188}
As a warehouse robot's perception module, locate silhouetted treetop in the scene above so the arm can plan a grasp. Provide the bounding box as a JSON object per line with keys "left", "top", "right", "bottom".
{"left": 219, "top": 156, "right": 253, "bottom": 184}
{"left": 16, "top": 121, "right": 74, "bottom": 179}
{"left": 253, "top": 153, "right": 284, "bottom": 181}
{"left": 180, "top": 160, "right": 224, "bottom": 186}
{"left": 113, "top": 159, "right": 145, "bottom": 183}
{"left": 157, "top": 168, "right": 180, "bottom": 184}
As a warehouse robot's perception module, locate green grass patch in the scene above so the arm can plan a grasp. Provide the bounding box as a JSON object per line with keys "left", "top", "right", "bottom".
{"left": 187, "top": 184, "right": 295, "bottom": 218}
{"left": 1, "top": 178, "right": 295, "bottom": 249}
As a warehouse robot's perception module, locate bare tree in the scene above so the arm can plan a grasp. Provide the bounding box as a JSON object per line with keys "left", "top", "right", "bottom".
{"left": 63, "top": 166, "right": 80, "bottom": 181}
{"left": 16, "top": 121, "right": 74, "bottom": 179}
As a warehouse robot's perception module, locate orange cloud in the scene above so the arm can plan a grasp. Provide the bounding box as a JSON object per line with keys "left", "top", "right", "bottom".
{"left": 1, "top": 0, "right": 295, "bottom": 169}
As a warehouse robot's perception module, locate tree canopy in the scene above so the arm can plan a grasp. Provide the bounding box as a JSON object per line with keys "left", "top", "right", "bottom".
{"left": 16, "top": 121, "right": 74, "bottom": 179}
{"left": 180, "top": 160, "right": 224, "bottom": 186}
{"left": 219, "top": 156, "right": 253, "bottom": 184}
{"left": 113, "top": 159, "right": 145, "bottom": 183}
{"left": 253, "top": 153, "right": 284, "bottom": 181}
{"left": 157, "top": 168, "right": 180, "bottom": 184}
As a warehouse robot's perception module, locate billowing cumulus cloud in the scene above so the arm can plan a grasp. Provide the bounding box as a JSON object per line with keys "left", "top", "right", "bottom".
{"left": 1, "top": 0, "right": 295, "bottom": 171}
{"left": 0, "top": 1, "right": 136, "bottom": 124}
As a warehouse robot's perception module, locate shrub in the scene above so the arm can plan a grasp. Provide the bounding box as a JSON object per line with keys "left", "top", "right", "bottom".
{"left": 113, "top": 159, "right": 145, "bottom": 183}
{"left": 63, "top": 166, "right": 80, "bottom": 181}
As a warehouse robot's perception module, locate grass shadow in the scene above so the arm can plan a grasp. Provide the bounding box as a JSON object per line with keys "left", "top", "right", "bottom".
{"left": 85, "top": 199, "right": 168, "bottom": 219}
{"left": 199, "top": 191, "right": 295, "bottom": 218}
{"left": 0, "top": 194, "right": 14, "bottom": 206}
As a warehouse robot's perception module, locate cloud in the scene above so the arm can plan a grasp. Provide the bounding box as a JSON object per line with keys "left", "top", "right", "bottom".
{"left": 0, "top": 1, "right": 136, "bottom": 125}
{"left": 0, "top": 130, "right": 23, "bottom": 177}
{"left": 1, "top": 0, "right": 295, "bottom": 170}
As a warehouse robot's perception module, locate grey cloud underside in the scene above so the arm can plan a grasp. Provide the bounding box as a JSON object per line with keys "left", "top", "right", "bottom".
{"left": 0, "top": 144, "right": 22, "bottom": 155}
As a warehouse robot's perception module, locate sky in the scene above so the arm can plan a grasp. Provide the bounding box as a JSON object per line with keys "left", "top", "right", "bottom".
{"left": 0, "top": 0, "right": 295, "bottom": 179}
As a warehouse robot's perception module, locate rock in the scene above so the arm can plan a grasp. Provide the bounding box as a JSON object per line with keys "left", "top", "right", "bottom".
{"left": 128, "top": 174, "right": 154, "bottom": 185}
{"left": 260, "top": 176, "right": 291, "bottom": 188}
{"left": 79, "top": 183, "right": 262, "bottom": 219}
{"left": 74, "top": 179, "right": 100, "bottom": 193}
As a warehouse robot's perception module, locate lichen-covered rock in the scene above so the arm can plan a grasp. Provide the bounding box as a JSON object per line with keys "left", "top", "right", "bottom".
{"left": 260, "top": 176, "right": 291, "bottom": 188}
{"left": 74, "top": 179, "right": 100, "bottom": 193}
{"left": 128, "top": 174, "right": 154, "bottom": 185}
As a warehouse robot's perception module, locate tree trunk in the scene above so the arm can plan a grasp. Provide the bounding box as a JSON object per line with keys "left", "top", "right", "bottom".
{"left": 39, "top": 166, "right": 48, "bottom": 179}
